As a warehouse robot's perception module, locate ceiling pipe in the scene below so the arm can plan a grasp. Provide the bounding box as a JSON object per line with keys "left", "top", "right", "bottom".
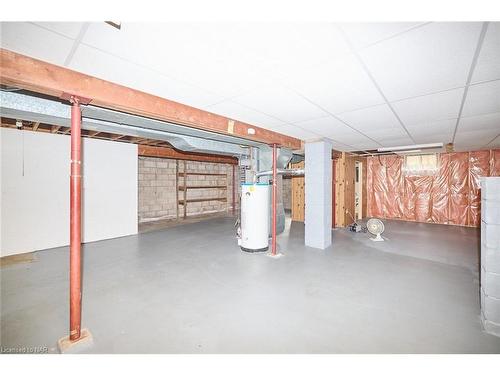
{"left": 377, "top": 143, "right": 443, "bottom": 152}
{"left": 253, "top": 168, "right": 304, "bottom": 183}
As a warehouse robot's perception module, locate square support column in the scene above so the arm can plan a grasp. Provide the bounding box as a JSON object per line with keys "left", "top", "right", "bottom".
{"left": 305, "top": 140, "right": 332, "bottom": 249}
{"left": 481, "top": 177, "right": 500, "bottom": 337}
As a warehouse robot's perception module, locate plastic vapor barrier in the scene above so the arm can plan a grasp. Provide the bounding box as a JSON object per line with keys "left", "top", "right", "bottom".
{"left": 366, "top": 149, "right": 500, "bottom": 227}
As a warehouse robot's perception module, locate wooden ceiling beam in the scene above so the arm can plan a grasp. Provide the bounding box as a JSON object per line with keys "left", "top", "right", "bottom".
{"left": 0, "top": 49, "right": 302, "bottom": 150}
{"left": 138, "top": 145, "right": 238, "bottom": 165}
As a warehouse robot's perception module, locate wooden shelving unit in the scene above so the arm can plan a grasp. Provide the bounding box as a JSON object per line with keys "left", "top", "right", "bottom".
{"left": 178, "top": 185, "right": 227, "bottom": 191}
{"left": 176, "top": 161, "right": 229, "bottom": 219}
{"left": 177, "top": 172, "right": 226, "bottom": 177}
{"left": 178, "top": 197, "right": 227, "bottom": 204}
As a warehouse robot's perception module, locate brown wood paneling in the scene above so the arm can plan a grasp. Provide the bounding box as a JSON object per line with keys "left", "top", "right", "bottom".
{"left": 334, "top": 152, "right": 346, "bottom": 227}
{"left": 362, "top": 159, "right": 367, "bottom": 218}
{"left": 333, "top": 153, "right": 367, "bottom": 227}
{"left": 344, "top": 155, "right": 357, "bottom": 226}
{"left": 291, "top": 161, "right": 305, "bottom": 222}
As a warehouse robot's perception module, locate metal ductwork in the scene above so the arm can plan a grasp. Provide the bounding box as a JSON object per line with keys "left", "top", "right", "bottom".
{"left": 0, "top": 91, "right": 276, "bottom": 157}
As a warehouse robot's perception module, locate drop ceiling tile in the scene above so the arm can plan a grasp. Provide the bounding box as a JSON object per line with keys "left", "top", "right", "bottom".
{"left": 412, "top": 133, "right": 454, "bottom": 144}
{"left": 282, "top": 54, "right": 385, "bottom": 114}
{"left": 364, "top": 128, "right": 409, "bottom": 140}
{"left": 244, "top": 23, "right": 352, "bottom": 76}
{"left": 336, "top": 104, "right": 401, "bottom": 133}
{"left": 325, "top": 139, "right": 354, "bottom": 151}
{"left": 82, "top": 23, "right": 342, "bottom": 99}
{"left": 294, "top": 116, "right": 377, "bottom": 146}
{"left": 377, "top": 137, "right": 415, "bottom": 147}
{"left": 359, "top": 22, "right": 482, "bottom": 100}
{"left": 33, "top": 22, "right": 85, "bottom": 39}
{"left": 458, "top": 112, "right": 500, "bottom": 132}
{"left": 83, "top": 23, "right": 264, "bottom": 97}
{"left": 172, "top": 62, "right": 270, "bottom": 99}
{"left": 272, "top": 124, "right": 319, "bottom": 141}
{"left": 69, "top": 44, "right": 225, "bottom": 108}
{"left": 293, "top": 116, "right": 353, "bottom": 135}
{"left": 471, "top": 22, "right": 500, "bottom": 83}
{"left": 406, "top": 119, "right": 456, "bottom": 140}
{"left": 454, "top": 128, "right": 499, "bottom": 150}
{"left": 232, "top": 84, "right": 328, "bottom": 123}
{"left": 391, "top": 88, "right": 464, "bottom": 126}
{"left": 462, "top": 80, "right": 500, "bottom": 117}
{"left": 206, "top": 101, "right": 286, "bottom": 129}
{"left": 346, "top": 141, "right": 381, "bottom": 151}
{"left": 339, "top": 22, "right": 426, "bottom": 50}
{"left": 487, "top": 135, "right": 500, "bottom": 148}
{"left": 327, "top": 132, "right": 376, "bottom": 145}
{"left": 0, "top": 22, "right": 74, "bottom": 66}
{"left": 83, "top": 23, "right": 212, "bottom": 77}
{"left": 406, "top": 118, "right": 457, "bottom": 131}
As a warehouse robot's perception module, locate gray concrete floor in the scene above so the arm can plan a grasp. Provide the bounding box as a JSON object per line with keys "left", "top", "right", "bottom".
{"left": 1, "top": 217, "right": 500, "bottom": 353}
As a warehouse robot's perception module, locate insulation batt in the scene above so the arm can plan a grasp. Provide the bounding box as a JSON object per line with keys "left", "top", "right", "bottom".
{"left": 367, "top": 150, "right": 500, "bottom": 227}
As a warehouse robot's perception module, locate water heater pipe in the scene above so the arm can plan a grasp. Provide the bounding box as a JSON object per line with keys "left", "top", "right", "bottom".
{"left": 253, "top": 168, "right": 304, "bottom": 182}
{"left": 69, "top": 97, "right": 82, "bottom": 341}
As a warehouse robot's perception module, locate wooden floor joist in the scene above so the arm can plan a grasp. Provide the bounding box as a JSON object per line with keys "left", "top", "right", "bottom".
{"left": 0, "top": 49, "right": 302, "bottom": 150}
{"left": 138, "top": 145, "right": 238, "bottom": 165}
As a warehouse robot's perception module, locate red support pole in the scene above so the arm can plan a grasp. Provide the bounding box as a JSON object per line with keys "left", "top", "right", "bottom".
{"left": 232, "top": 164, "right": 236, "bottom": 216}
{"left": 69, "top": 97, "right": 82, "bottom": 341}
{"left": 272, "top": 144, "right": 277, "bottom": 256}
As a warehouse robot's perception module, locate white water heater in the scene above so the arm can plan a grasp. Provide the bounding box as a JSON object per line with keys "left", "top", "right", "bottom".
{"left": 238, "top": 183, "right": 270, "bottom": 252}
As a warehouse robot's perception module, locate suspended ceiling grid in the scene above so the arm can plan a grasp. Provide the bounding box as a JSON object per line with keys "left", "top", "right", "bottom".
{"left": 1, "top": 22, "right": 499, "bottom": 151}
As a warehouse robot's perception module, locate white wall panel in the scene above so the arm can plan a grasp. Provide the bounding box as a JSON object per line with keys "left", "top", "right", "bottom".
{"left": 1, "top": 128, "right": 138, "bottom": 256}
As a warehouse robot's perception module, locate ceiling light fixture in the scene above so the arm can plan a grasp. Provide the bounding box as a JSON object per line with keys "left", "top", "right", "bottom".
{"left": 395, "top": 149, "right": 422, "bottom": 154}
{"left": 377, "top": 142, "right": 443, "bottom": 152}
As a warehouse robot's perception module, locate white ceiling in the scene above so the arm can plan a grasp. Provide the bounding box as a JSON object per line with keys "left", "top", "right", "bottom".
{"left": 1, "top": 21, "right": 499, "bottom": 151}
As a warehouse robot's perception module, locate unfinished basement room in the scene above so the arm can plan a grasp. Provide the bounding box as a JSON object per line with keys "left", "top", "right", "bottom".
{"left": 2, "top": 15, "right": 500, "bottom": 365}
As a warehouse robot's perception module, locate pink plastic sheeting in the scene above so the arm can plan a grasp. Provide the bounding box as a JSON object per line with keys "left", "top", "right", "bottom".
{"left": 367, "top": 149, "right": 500, "bottom": 227}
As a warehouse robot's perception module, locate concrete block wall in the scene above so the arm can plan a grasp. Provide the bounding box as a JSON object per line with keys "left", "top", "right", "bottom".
{"left": 138, "top": 156, "right": 239, "bottom": 222}
{"left": 138, "top": 157, "right": 177, "bottom": 221}
{"left": 481, "top": 177, "right": 500, "bottom": 337}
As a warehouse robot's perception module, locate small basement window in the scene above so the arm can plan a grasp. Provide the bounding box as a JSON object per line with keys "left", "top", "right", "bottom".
{"left": 402, "top": 153, "right": 439, "bottom": 176}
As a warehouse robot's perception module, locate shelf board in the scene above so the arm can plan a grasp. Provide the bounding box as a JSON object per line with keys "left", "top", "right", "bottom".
{"left": 178, "top": 172, "right": 227, "bottom": 177}
{"left": 178, "top": 197, "right": 227, "bottom": 205}
{"left": 178, "top": 185, "right": 227, "bottom": 191}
